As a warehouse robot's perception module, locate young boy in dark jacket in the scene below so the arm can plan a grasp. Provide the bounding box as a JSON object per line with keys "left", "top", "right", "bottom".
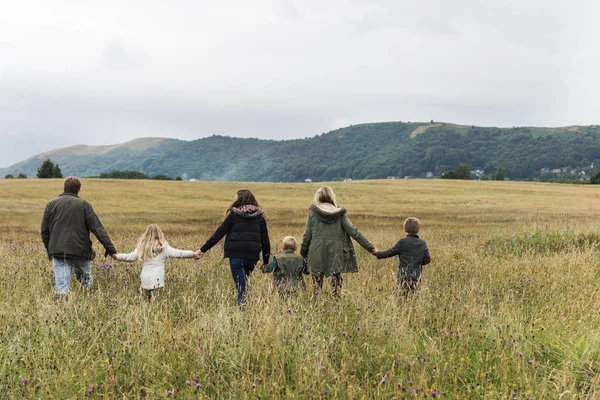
{"left": 262, "top": 236, "right": 309, "bottom": 295}
{"left": 374, "top": 217, "right": 431, "bottom": 294}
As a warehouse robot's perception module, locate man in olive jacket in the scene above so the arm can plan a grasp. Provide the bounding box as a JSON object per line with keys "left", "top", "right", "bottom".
{"left": 41, "top": 177, "right": 117, "bottom": 296}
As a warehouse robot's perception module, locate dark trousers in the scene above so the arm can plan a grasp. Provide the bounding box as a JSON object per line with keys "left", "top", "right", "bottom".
{"left": 312, "top": 272, "right": 343, "bottom": 297}
{"left": 398, "top": 268, "right": 421, "bottom": 295}
{"left": 143, "top": 288, "right": 163, "bottom": 303}
{"left": 229, "top": 258, "right": 256, "bottom": 306}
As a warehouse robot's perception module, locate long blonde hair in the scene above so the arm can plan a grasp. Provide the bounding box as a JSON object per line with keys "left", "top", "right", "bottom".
{"left": 136, "top": 224, "right": 168, "bottom": 260}
{"left": 313, "top": 186, "right": 337, "bottom": 206}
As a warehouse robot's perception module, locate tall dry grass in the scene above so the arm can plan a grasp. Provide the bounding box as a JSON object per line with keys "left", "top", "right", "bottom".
{"left": 0, "top": 179, "right": 599, "bottom": 398}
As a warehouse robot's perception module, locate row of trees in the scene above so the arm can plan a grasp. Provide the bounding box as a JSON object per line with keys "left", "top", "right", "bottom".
{"left": 98, "top": 170, "right": 182, "bottom": 180}
{"left": 441, "top": 165, "right": 505, "bottom": 180}
{"left": 5, "top": 173, "right": 27, "bottom": 179}
{"left": 37, "top": 159, "right": 63, "bottom": 178}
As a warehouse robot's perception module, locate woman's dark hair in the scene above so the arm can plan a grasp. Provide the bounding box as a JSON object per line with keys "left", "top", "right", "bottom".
{"left": 226, "top": 189, "right": 259, "bottom": 214}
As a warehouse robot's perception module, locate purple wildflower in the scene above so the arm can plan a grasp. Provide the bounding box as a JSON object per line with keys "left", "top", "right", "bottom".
{"left": 320, "top": 366, "right": 327, "bottom": 371}
{"left": 22, "top": 379, "right": 29, "bottom": 384}
{"left": 167, "top": 389, "right": 173, "bottom": 395}
{"left": 431, "top": 390, "right": 438, "bottom": 397}
{"left": 186, "top": 380, "right": 191, "bottom": 385}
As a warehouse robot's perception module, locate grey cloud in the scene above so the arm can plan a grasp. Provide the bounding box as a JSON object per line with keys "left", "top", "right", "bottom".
{"left": 102, "top": 39, "right": 143, "bottom": 70}
{"left": 0, "top": 0, "right": 599, "bottom": 167}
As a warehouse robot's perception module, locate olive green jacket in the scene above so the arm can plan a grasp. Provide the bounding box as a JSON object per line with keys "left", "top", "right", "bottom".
{"left": 41, "top": 193, "right": 116, "bottom": 261}
{"left": 300, "top": 203, "right": 374, "bottom": 276}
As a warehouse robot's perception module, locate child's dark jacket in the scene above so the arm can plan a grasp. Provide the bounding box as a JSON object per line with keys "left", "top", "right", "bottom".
{"left": 262, "top": 251, "right": 309, "bottom": 291}
{"left": 375, "top": 234, "right": 431, "bottom": 280}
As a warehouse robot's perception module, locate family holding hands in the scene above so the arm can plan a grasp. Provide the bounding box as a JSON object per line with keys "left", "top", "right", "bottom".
{"left": 42, "top": 178, "right": 431, "bottom": 305}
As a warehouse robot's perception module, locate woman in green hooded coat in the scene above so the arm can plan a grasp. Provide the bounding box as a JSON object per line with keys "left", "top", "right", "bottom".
{"left": 300, "top": 186, "right": 377, "bottom": 296}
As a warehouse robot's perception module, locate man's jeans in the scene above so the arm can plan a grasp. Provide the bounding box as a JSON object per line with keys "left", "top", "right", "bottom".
{"left": 52, "top": 257, "right": 93, "bottom": 295}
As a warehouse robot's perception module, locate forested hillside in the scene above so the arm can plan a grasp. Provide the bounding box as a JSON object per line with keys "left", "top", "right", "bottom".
{"left": 2, "top": 122, "right": 600, "bottom": 181}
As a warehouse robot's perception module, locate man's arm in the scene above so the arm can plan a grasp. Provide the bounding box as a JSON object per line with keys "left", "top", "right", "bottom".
{"left": 83, "top": 201, "right": 117, "bottom": 256}
{"left": 40, "top": 202, "right": 51, "bottom": 259}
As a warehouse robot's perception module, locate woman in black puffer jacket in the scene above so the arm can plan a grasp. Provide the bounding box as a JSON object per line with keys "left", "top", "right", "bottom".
{"left": 199, "top": 189, "right": 271, "bottom": 306}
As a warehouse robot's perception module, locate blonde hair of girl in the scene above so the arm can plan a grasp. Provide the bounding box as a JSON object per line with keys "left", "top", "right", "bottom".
{"left": 136, "top": 224, "right": 168, "bottom": 260}
{"left": 313, "top": 186, "right": 337, "bottom": 206}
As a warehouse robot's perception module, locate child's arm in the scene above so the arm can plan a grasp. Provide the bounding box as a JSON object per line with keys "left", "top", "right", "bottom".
{"left": 200, "top": 213, "right": 235, "bottom": 254}
{"left": 115, "top": 248, "right": 140, "bottom": 262}
{"left": 164, "top": 245, "right": 196, "bottom": 259}
{"left": 375, "top": 239, "right": 402, "bottom": 259}
{"left": 261, "top": 258, "right": 278, "bottom": 273}
{"left": 422, "top": 246, "right": 431, "bottom": 265}
{"left": 302, "top": 258, "right": 310, "bottom": 275}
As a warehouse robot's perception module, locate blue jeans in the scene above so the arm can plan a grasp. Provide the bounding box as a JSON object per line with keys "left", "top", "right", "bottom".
{"left": 53, "top": 257, "right": 93, "bottom": 295}
{"left": 229, "top": 258, "right": 256, "bottom": 306}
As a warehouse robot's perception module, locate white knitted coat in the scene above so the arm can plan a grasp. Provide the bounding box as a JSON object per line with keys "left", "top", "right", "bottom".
{"left": 116, "top": 245, "right": 195, "bottom": 289}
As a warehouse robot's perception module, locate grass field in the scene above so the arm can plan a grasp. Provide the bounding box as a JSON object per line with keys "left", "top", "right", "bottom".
{"left": 1, "top": 178, "right": 599, "bottom": 399}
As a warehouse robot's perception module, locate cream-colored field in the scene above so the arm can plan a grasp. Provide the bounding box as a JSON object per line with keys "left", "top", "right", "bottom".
{"left": 0, "top": 179, "right": 599, "bottom": 398}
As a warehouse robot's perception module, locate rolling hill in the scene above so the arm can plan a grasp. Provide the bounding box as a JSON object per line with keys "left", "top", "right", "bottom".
{"left": 2, "top": 122, "right": 600, "bottom": 181}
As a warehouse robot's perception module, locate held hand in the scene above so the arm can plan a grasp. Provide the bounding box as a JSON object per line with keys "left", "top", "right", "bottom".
{"left": 111, "top": 253, "right": 118, "bottom": 260}
{"left": 194, "top": 250, "right": 203, "bottom": 259}
{"left": 371, "top": 248, "right": 379, "bottom": 255}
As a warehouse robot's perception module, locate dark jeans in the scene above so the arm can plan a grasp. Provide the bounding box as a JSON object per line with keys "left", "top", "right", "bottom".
{"left": 399, "top": 268, "right": 421, "bottom": 295}
{"left": 229, "top": 258, "right": 256, "bottom": 306}
{"left": 312, "top": 272, "right": 343, "bottom": 297}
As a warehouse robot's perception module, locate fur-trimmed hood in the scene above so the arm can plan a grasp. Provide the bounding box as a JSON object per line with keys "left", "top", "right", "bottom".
{"left": 310, "top": 203, "right": 346, "bottom": 224}
{"left": 231, "top": 205, "right": 263, "bottom": 218}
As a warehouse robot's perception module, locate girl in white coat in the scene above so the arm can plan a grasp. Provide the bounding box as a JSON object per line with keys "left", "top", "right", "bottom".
{"left": 113, "top": 224, "right": 198, "bottom": 302}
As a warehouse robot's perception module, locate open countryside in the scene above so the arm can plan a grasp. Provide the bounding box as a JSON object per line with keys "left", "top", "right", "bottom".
{"left": 1, "top": 178, "right": 599, "bottom": 398}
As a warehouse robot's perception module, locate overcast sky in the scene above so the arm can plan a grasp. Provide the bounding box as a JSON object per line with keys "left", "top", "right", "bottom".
{"left": 1, "top": 0, "right": 599, "bottom": 167}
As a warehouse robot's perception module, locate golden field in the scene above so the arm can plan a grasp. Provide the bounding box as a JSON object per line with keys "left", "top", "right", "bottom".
{"left": 0, "top": 178, "right": 599, "bottom": 399}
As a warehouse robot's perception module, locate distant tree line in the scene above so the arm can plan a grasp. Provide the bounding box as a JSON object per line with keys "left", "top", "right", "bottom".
{"left": 98, "top": 170, "right": 181, "bottom": 180}
{"left": 4, "top": 173, "right": 27, "bottom": 179}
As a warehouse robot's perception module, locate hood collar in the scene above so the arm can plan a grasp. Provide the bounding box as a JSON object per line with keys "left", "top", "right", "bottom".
{"left": 310, "top": 203, "right": 346, "bottom": 223}
{"left": 231, "top": 205, "right": 263, "bottom": 218}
